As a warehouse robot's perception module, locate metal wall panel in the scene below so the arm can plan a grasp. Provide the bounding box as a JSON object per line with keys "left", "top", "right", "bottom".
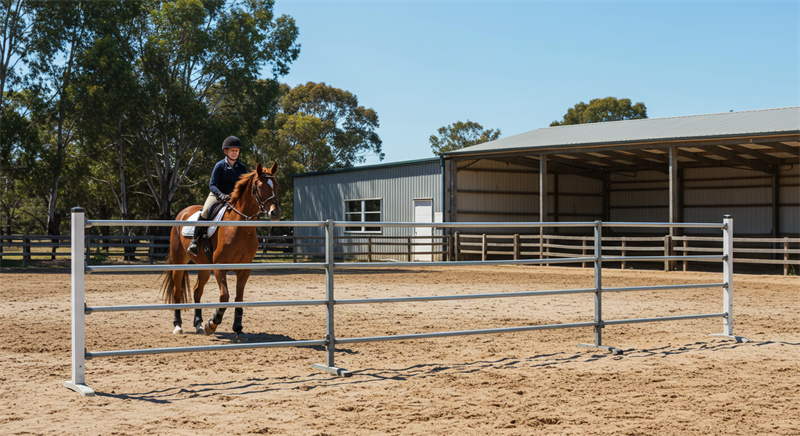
{"left": 454, "top": 160, "right": 540, "bottom": 225}
{"left": 779, "top": 165, "right": 800, "bottom": 235}
{"left": 293, "top": 160, "right": 443, "bottom": 258}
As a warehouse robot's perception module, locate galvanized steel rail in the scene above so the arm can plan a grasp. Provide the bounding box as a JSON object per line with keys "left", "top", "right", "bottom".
{"left": 64, "top": 208, "right": 739, "bottom": 397}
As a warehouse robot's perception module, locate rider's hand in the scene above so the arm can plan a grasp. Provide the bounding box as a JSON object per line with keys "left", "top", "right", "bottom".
{"left": 218, "top": 194, "right": 230, "bottom": 202}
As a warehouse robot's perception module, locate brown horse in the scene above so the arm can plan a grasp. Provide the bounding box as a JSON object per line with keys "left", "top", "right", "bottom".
{"left": 160, "top": 162, "right": 280, "bottom": 337}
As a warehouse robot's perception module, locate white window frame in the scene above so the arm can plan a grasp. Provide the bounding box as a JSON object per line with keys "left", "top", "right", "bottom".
{"left": 344, "top": 198, "right": 382, "bottom": 234}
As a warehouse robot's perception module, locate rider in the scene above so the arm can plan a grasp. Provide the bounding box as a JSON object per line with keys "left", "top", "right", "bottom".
{"left": 187, "top": 136, "right": 249, "bottom": 254}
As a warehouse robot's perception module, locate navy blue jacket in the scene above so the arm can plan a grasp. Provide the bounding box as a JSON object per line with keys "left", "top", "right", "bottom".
{"left": 209, "top": 158, "right": 249, "bottom": 198}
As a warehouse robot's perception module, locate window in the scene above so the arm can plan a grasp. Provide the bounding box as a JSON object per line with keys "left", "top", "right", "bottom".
{"left": 345, "top": 199, "right": 382, "bottom": 233}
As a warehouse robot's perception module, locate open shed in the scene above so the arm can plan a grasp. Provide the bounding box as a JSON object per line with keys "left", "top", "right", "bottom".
{"left": 440, "top": 107, "right": 800, "bottom": 238}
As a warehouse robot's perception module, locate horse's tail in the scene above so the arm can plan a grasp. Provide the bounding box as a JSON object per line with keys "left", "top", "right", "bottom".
{"left": 159, "top": 250, "right": 190, "bottom": 305}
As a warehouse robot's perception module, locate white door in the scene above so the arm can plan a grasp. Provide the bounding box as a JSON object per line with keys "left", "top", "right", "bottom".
{"left": 413, "top": 199, "right": 433, "bottom": 261}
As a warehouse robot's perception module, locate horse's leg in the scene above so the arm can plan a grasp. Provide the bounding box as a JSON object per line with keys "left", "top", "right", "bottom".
{"left": 172, "top": 270, "right": 187, "bottom": 335}
{"left": 204, "top": 269, "right": 229, "bottom": 335}
{"left": 232, "top": 269, "right": 252, "bottom": 335}
{"left": 193, "top": 270, "right": 212, "bottom": 334}
{"left": 173, "top": 310, "right": 183, "bottom": 335}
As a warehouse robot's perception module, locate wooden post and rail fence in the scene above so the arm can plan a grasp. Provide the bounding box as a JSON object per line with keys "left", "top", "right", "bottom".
{"left": 1, "top": 230, "right": 798, "bottom": 274}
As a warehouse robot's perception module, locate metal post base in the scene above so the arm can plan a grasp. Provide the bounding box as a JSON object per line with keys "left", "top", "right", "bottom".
{"left": 578, "top": 343, "right": 624, "bottom": 355}
{"left": 708, "top": 334, "right": 751, "bottom": 343}
{"left": 64, "top": 381, "right": 95, "bottom": 396}
{"left": 311, "top": 363, "right": 352, "bottom": 377}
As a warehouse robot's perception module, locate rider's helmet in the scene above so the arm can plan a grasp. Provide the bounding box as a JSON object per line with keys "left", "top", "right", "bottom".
{"left": 222, "top": 136, "right": 242, "bottom": 152}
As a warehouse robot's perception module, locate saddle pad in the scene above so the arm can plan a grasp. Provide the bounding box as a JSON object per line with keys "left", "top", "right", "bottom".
{"left": 181, "top": 206, "right": 227, "bottom": 237}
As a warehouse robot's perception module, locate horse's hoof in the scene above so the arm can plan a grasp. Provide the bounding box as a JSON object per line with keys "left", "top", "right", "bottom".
{"left": 195, "top": 325, "right": 205, "bottom": 334}
{"left": 173, "top": 326, "right": 183, "bottom": 335}
{"left": 204, "top": 321, "right": 218, "bottom": 335}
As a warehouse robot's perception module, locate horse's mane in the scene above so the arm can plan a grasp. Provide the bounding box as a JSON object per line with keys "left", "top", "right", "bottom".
{"left": 229, "top": 170, "right": 257, "bottom": 203}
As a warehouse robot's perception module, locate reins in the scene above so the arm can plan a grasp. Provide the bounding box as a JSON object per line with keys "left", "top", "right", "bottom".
{"left": 225, "top": 174, "right": 277, "bottom": 221}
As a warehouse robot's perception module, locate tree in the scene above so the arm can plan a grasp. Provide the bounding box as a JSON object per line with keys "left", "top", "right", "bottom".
{"left": 0, "top": 0, "right": 31, "bottom": 151}
{"left": 132, "top": 0, "right": 300, "bottom": 220}
{"left": 277, "top": 82, "right": 383, "bottom": 168}
{"left": 429, "top": 120, "right": 501, "bottom": 154}
{"left": 23, "top": 1, "right": 110, "bottom": 235}
{"left": 550, "top": 97, "right": 647, "bottom": 126}
{"left": 0, "top": 91, "right": 41, "bottom": 234}
{"left": 72, "top": 2, "right": 147, "bottom": 248}
{"left": 254, "top": 82, "right": 383, "bottom": 220}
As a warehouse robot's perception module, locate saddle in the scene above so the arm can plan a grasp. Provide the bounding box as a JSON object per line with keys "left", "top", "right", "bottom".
{"left": 182, "top": 202, "right": 228, "bottom": 262}
{"left": 181, "top": 202, "right": 228, "bottom": 238}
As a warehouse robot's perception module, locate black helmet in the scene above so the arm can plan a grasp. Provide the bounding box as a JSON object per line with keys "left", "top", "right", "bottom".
{"left": 222, "top": 136, "right": 242, "bottom": 151}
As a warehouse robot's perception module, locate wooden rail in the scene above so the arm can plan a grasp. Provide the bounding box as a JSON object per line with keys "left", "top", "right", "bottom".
{"left": 453, "top": 232, "right": 800, "bottom": 275}
{"left": 3, "top": 232, "right": 797, "bottom": 274}
{"left": 0, "top": 234, "right": 451, "bottom": 266}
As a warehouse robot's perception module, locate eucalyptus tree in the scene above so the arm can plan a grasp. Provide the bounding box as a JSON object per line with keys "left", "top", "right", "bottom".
{"left": 429, "top": 120, "right": 501, "bottom": 154}
{"left": 277, "top": 81, "right": 383, "bottom": 169}
{"left": 0, "top": 0, "right": 31, "bottom": 151}
{"left": 72, "top": 2, "right": 147, "bottom": 244}
{"left": 253, "top": 81, "right": 383, "bottom": 220}
{"left": 132, "top": 0, "right": 299, "bottom": 221}
{"left": 550, "top": 97, "right": 647, "bottom": 126}
{"left": 22, "top": 1, "right": 125, "bottom": 234}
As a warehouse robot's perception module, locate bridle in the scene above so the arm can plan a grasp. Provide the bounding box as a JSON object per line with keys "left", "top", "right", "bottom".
{"left": 227, "top": 174, "right": 278, "bottom": 221}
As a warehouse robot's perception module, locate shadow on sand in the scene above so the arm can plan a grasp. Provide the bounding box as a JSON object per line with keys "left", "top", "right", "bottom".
{"left": 95, "top": 338, "right": 797, "bottom": 403}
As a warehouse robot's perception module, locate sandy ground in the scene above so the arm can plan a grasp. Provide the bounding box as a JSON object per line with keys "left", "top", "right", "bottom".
{"left": 0, "top": 265, "right": 798, "bottom": 435}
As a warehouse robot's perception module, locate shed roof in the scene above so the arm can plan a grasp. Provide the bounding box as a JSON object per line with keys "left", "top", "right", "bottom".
{"left": 292, "top": 157, "right": 439, "bottom": 178}
{"left": 442, "top": 106, "right": 800, "bottom": 156}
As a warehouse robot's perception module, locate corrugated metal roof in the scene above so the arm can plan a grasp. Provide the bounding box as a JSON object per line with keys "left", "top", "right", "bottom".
{"left": 292, "top": 157, "right": 440, "bottom": 178}
{"left": 443, "top": 106, "right": 800, "bottom": 156}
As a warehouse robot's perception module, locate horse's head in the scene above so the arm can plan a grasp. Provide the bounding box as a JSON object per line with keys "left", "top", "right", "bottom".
{"left": 254, "top": 162, "right": 281, "bottom": 221}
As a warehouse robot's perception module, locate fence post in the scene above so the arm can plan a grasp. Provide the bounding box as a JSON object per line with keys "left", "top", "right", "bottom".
{"left": 784, "top": 238, "right": 789, "bottom": 276}
{"left": 311, "top": 220, "right": 351, "bottom": 377}
{"left": 722, "top": 215, "right": 734, "bottom": 337}
{"left": 149, "top": 237, "right": 155, "bottom": 265}
{"left": 683, "top": 239, "right": 689, "bottom": 271}
{"left": 593, "top": 221, "right": 603, "bottom": 346}
{"left": 64, "top": 207, "right": 94, "bottom": 396}
{"left": 581, "top": 238, "right": 587, "bottom": 268}
{"left": 663, "top": 235, "right": 673, "bottom": 271}
{"left": 576, "top": 220, "right": 622, "bottom": 354}
{"left": 368, "top": 236, "right": 373, "bottom": 262}
{"left": 481, "top": 234, "right": 487, "bottom": 261}
{"left": 22, "top": 235, "right": 29, "bottom": 267}
{"left": 621, "top": 237, "right": 627, "bottom": 270}
{"left": 446, "top": 233, "right": 452, "bottom": 262}
{"left": 454, "top": 231, "right": 460, "bottom": 261}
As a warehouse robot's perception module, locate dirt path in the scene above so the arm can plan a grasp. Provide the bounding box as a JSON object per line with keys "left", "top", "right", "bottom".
{"left": 1, "top": 266, "right": 798, "bottom": 435}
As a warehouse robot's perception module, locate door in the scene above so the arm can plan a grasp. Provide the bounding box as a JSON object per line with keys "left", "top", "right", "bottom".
{"left": 413, "top": 199, "right": 433, "bottom": 261}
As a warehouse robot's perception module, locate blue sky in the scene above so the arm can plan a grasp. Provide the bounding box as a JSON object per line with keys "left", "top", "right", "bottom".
{"left": 272, "top": 1, "right": 799, "bottom": 165}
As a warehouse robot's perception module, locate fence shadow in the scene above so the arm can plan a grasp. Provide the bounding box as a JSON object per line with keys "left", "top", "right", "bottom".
{"left": 95, "top": 338, "right": 795, "bottom": 403}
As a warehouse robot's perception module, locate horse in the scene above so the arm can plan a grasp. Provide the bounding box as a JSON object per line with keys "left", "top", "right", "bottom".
{"left": 160, "top": 162, "right": 280, "bottom": 337}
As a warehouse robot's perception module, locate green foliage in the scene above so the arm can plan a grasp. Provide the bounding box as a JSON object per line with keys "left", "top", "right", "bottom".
{"left": 550, "top": 97, "right": 647, "bottom": 126}
{"left": 429, "top": 120, "right": 501, "bottom": 154}
{"left": 1, "top": 2, "right": 382, "bottom": 232}
{"left": 0, "top": 0, "right": 301, "bottom": 234}
{"left": 277, "top": 81, "right": 383, "bottom": 168}
{"left": 0, "top": 0, "right": 30, "bottom": 142}
{"left": 252, "top": 81, "right": 383, "bottom": 219}
{"left": 133, "top": 0, "right": 299, "bottom": 221}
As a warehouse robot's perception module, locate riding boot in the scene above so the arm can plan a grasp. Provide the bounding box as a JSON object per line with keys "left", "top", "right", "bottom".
{"left": 187, "top": 219, "right": 207, "bottom": 254}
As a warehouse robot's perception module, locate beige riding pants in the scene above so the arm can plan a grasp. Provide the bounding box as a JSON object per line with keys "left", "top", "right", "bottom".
{"left": 200, "top": 193, "right": 218, "bottom": 219}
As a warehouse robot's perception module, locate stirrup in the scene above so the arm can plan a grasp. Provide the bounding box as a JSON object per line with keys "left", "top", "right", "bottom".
{"left": 187, "top": 239, "right": 200, "bottom": 254}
